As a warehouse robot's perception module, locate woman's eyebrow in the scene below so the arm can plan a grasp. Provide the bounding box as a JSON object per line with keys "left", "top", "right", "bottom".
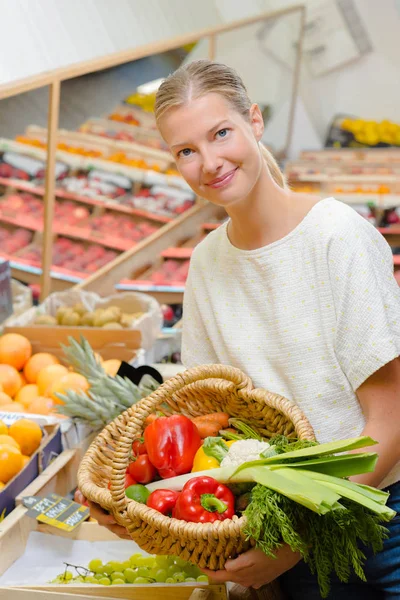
{"left": 171, "top": 120, "right": 230, "bottom": 150}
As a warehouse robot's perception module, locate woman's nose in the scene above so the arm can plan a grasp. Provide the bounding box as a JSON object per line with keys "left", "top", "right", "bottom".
{"left": 201, "top": 149, "right": 222, "bottom": 174}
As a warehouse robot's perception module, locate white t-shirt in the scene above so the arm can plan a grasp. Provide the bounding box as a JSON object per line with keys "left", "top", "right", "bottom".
{"left": 182, "top": 197, "right": 400, "bottom": 489}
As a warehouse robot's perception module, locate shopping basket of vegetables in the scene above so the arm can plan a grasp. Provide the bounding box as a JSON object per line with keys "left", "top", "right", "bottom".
{"left": 78, "top": 364, "right": 396, "bottom": 598}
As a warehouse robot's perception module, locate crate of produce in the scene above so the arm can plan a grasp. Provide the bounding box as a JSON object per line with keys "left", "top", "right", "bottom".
{"left": 0, "top": 516, "right": 228, "bottom": 599}
{"left": 0, "top": 418, "right": 62, "bottom": 517}
{"left": 80, "top": 117, "right": 169, "bottom": 151}
{"left": 4, "top": 289, "right": 162, "bottom": 355}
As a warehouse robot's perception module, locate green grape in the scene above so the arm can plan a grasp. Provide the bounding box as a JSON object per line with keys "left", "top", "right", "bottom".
{"left": 75, "top": 576, "right": 85, "bottom": 583}
{"left": 136, "top": 567, "right": 151, "bottom": 578}
{"left": 197, "top": 575, "right": 209, "bottom": 583}
{"left": 109, "top": 561, "right": 124, "bottom": 572}
{"left": 84, "top": 576, "right": 98, "bottom": 584}
{"left": 111, "top": 572, "right": 125, "bottom": 582}
{"left": 167, "top": 564, "right": 180, "bottom": 577}
{"left": 94, "top": 573, "right": 104, "bottom": 581}
{"left": 129, "top": 553, "right": 143, "bottom": 566}
{"left": 98, "top": 577, "right": 111, "bottom": 586}
{"left": 134, "top": 556, "right": 155, "bottom": 567}
{"left": 88, "top": 558, "right": 102, "bottom": 572}
{"left": 173, "top": 572, "right": 185, "bottom": 583}
{"left": 134, "top": 576, "right": 152, "bottom": 584}
{"left": 102, "top": 564, "right": 114, "bottom": 576}
{"left": 120, "top": 561, "right": 131, "bottom": 571}
{"left": 185, "top": 577, "right": 197, "bottom": 582}
{"left": 174, "top": 557, "right": 188, "bottom": 568}
{"left": 154, "top": 569, "right": 167, "bottom": 582}
{"left": 184, "top": 565, "right": 201, "bottom": 579}
{"left": 155, "top": 555, "right": 170, "bottom": 568}
{"left": 61, "top": 571, "right": 73, "bottom": 582}
{"left": 112, "top": 578, "right": 125, "bottom": 585}
{"left": 123, "top": 568, "right": 137, "bottom": 583}
{"left": 165, "top": 577, "right": 175, "bottom": 583}
{"left": 94, "top": 565, "right": 106, "bottom": 574}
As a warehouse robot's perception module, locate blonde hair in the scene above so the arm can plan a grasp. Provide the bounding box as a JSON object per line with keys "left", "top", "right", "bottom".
{"left": 155, "top": 59, "right": 285, "bottom": 189}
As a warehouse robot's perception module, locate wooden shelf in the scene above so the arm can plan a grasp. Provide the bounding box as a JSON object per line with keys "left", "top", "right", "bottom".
{"left": 0, "top": 177, "right": 173, "bottom": 224}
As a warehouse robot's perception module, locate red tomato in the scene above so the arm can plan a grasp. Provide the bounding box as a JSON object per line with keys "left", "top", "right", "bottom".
{"left": 127, "top": 454, "right": 157, "bottom": 484}
{"left": 107, "top": 472, "right": 137, "bottom": 490}
{"left": 132, "top": 438, "right": 147, "bottom": 456}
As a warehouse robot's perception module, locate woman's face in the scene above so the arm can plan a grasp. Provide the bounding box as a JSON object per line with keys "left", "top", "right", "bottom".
{"left": 158, "top": 93, "right": 265, "bottom": 208}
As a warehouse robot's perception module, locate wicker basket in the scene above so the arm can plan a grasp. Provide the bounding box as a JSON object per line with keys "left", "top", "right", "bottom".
{"left": 78, "top": 364, "right": 315, "bottom": 570}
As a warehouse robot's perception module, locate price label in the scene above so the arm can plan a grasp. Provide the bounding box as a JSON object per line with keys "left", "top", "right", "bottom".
{"left": 23, "top": 493, "right": 90, "bottom": 532}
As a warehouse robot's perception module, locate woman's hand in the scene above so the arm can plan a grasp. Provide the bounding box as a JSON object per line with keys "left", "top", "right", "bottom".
{"left": 202, "top": 545, "right": 301, "bottom": 589}
{"left": 87, "top": 500, "right": 132, "bottom": 540}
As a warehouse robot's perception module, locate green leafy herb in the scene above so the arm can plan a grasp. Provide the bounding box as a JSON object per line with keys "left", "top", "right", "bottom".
{"left": 244, "top": 484, "right": 389, "bottom": 598}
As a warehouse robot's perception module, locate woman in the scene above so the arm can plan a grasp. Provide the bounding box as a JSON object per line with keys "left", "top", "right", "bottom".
{"left": 90, "top": 60, "right": 400, "bottom": 598}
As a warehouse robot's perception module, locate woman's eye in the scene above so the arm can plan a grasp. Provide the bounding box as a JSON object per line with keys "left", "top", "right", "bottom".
{"left": 216, "top": 129, "right": 228, "bottom": 138}
{"left": 178, "top": 148, "right": 192, "bottom": 157}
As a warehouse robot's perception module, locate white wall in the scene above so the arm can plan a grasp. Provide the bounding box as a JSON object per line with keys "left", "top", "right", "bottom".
{"left": 0, "top": 0, "right": 222, "bottom": 85}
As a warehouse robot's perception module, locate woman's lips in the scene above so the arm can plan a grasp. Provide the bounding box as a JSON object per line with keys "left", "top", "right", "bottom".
{"left": 205, "top": 168, "right": 238, "bottom": 189}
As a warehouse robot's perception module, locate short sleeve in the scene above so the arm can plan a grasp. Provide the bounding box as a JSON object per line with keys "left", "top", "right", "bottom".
{"left": 181, "top": 258, "right": 218, "bottom": 369}
{"left": 328, "top": 214, "right": 400, "bottom": 391}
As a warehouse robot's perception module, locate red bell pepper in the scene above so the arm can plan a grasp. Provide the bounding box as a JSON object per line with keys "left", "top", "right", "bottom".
{"left": 147, "top": 489, "right": 180, "bottom": 516}
{"left": 172, "top": 476, "right": 235, "bottom": 523}
{"left": 144, "top": 414, "right": 201, "bottom": 478}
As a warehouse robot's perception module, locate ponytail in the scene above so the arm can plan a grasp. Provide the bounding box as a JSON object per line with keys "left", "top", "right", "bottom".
{"left": 259, "top": 143, "right": 286, "bottom": 189}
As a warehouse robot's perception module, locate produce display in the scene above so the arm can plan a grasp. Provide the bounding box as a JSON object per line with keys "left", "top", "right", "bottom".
{"left": 122, "top": 187, "right": 195, "bottom": 218}
{"left": 79, "top": 118, "right": 168, "bottom": 151}
{"left": 33, "top": 303, "right": 144, "bottom": 329}
{"left": 80, "top": 409, "right": 395, "bottom": 598}
{"left": 326, "top": 114, "right": 400, "bottom": 148}
{"left": 16, "top": 238, "right": 118, "bottom": 276}
{"left": 0, "top": 226, "right": 33, "bottom": 255}
{"left": 0, "top": 417, "right": 43, "bottom": 485}
{"left": 50, "top": 552, "right": 208, "bottom": 586}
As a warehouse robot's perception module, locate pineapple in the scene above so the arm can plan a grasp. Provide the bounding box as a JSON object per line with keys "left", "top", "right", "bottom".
{"left": 55, "top": 336, "right": 159, "bottom": 429}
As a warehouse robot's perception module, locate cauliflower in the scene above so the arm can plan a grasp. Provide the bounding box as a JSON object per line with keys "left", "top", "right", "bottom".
{"left": 220, "top": 439, "right": 272, "bottom": 468}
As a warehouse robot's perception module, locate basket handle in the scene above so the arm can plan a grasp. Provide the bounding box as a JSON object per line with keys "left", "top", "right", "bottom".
{"left": 244, "top": 388, "right": 316, "bottom": 441}
{"left": 154, "top": 363, "right": 253, "bottom": 396}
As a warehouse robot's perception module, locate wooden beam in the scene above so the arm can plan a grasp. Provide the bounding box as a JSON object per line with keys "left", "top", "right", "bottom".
{"left": 283, "top": 5, "right": 306, "bottom": 158}
{"left": 0, "top": 5, "right": 305, "bottom": 99}
{"left": 40, "top": 80, "right": 60, "bottom": 301}
{"left": 209, "top": 35, "right": 216, "bottom": 60}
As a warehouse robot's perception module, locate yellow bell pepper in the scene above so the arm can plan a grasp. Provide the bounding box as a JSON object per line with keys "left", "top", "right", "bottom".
{"left": 191, "top": 440, "right": 237, "bottom": 472}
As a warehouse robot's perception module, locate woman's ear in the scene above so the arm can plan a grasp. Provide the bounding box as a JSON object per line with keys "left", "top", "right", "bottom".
{"left": 249, "top": 104, "right": 264, "bottom": 142}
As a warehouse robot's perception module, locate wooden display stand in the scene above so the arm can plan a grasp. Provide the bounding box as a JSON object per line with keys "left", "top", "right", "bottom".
{"left": 0, "top": 516, "right": 228, "bottom": 599}
{"left": 76, "top": 202, "right": 226, "bottom": 298}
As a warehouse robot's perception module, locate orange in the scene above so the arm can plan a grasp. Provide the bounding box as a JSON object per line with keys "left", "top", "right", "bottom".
{"left": 8, "top": 419, "right": 42, "bottom": 456}
{"left": 0, "top": 444, "right": 23, "bottom": 483}
{"left": 23, "top": 353, "right": 60, "bottom": 384}
{"left": 0, "top": 420, "right": 7, "bottom": 435}
{"left": 0, "top": 402, "right": 25, "bottom": 412}
{"left": 21, "top": 455, "right": 30, "bottom": 467}
{"left": 0, "top": 481, "right": 4, "bottom": 490}
{"left": 37, "top": 364, "right": 68, "bottom": 395}
{"left": 0, "top": 391, "right": 13, "bottom": 406}
{"left": 27, "top": 396, "right": 54, "bottom": 416}
{"left": 49, "top": 373, "right": 89, "bottom": 405}
{"left": 0, "top": 364, "right": 22, "bottom": 398}
{"left": 19, "top": 372, "right": 28, "bottom": 386}
{"left": 0, "top": 435, "right": 20, "bottom": 450}
{"left": 15, "top": 384, "right": 40, "bottom": 409}
{"left": 102, "top": 359, "right": 121, "bottom": 377}
{"left": 0, "top": 334, "right": 32, "bottom": 371}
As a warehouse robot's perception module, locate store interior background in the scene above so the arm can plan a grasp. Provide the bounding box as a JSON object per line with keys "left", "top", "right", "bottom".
{"left": 1, "top": 0, "right": 399, "bottom": 158}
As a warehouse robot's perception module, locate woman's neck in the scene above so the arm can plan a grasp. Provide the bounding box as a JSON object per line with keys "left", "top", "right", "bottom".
{"left": 225, "top": 167, "right": 292, "bottom": 250}
{"left": 225, "top": 167, "right": 320, "bottom": 251}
